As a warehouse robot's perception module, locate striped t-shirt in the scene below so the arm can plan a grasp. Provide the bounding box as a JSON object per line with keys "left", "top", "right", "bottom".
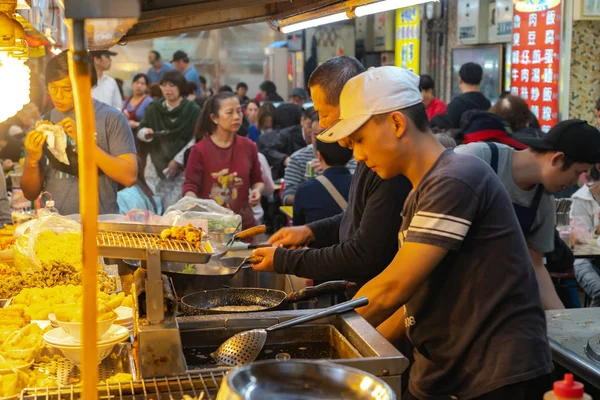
{"left": 399, "top": 149, "right": 552, "bottom": 399}
{"left": 282, "top": 145, "right": 357, "bottom": 204}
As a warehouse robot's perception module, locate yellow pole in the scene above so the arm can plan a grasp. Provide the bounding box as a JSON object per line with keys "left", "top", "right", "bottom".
{"left": 67, "top": 20, "right": 98, "bottom": 399}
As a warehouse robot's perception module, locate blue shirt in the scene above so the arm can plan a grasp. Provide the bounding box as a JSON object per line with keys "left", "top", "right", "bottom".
{"left": 147, "top": 62, "right": 175, "bottom": 84}
{"left": 117, "top": 185, "right": 163, "bottom": 215}
{"left": 248, "top": 125, "right": 260, "bottom": 143}
{"left": 293, "top": 167, "right": 352, "bottom": 226}
{"left": 183, "top": 65, "right": 202, "bottom": 95}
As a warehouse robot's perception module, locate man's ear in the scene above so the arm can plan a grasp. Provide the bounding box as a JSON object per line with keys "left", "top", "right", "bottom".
{"left": 316, "top": 150, "right": 325, "bottom": 164}
{"left": 550, "top": 151, "right": 565, "bottom": 167}
{"left": 391, "top": 112, "right": 408, "bottom": 139}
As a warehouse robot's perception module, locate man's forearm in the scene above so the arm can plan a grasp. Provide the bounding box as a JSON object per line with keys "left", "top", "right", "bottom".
{"left": 530, "top": 248, "right": 564, "bottom": 310}
{"left": 95, "top": 148, "right": 137, "bottom": 187}
{"left": 377, "top": 306, "right": 406, "bottom": 343}
{"left": 21, "top": 160, "right": 43, "bottom": 201}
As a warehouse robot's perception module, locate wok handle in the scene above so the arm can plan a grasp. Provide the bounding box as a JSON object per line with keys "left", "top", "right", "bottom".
{"left": 246, "top": 255, "right": 264, "bottom": 264}
{"left": 247, "top": 243, "right": 272, "bottom": 250}
{"left": 233, "top": 225, "right": 267, "bottom": 241}
{"left": 286, "top": 281, "right": 356, "bottom": 303}
{"left": 266, "top": 297, "right": 368, "bottom": 332}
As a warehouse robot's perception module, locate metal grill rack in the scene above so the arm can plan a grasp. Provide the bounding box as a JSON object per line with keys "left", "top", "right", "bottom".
{"left": 96, "top": 223, "right": 213, "bottom": 264}
{"left": 19, "top": 369, "right": 228, "bottom": 400}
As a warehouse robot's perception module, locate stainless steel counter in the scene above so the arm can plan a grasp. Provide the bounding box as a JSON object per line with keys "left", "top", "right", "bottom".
{"left": 547, "top": 308, "right": 600, "bottom": 388}
{"left": 178, "top": 309, "right": 409, "bottom": 395}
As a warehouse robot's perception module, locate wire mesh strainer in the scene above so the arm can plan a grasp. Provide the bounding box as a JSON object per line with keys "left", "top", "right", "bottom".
{"left": 211, "top": 297, "right": 368, "bottom": 367}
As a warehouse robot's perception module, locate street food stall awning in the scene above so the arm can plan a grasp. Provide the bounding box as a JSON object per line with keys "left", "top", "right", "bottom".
{"left": 60, "top": 0, "right": 411, "bottom": 48}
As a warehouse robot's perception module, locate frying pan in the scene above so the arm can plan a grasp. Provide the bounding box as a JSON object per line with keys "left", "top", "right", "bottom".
{"left": 180, "top": 280, "right": 355, "bottom": 316}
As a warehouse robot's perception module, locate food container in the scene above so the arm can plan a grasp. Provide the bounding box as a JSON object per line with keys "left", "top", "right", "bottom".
{"left": 216, "top": 360, "right": 396, "bottom": 400}
{"left": 43, "top": 325, "right": 129, "bottom": 365}
{"left": 49, "top": 313, "right": 117, "bottom": 342}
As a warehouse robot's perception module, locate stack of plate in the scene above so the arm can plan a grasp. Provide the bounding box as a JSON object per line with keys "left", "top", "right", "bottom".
{"left": 43, "top": 325, "right": 130, "bottom": 365}
{"left": 114, "top": 306, "right": 133, "bottom": 330}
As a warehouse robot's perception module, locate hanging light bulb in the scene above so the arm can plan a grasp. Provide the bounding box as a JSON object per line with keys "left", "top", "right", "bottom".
{"left": 0, "top": 10, "right": 30, "bottom": 123}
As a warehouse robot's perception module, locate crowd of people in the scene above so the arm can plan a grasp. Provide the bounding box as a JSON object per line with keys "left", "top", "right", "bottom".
{"left": 1, "top": 43, "right": 600, "bottom": 398}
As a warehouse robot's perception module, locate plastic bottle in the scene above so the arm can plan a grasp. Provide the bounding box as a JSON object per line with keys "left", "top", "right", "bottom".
{"left": 544, "top": 374, "right": 592, "bottom": 400}
{"left": 37, "top": 200, "right": 59, "bottom": 218}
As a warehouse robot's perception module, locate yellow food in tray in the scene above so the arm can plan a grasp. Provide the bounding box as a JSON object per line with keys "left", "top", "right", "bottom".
{"left": 0, "top": 324, "right": 45, "bottom": 363}
{"left": 10, "top": 286, "right": 125, "bottom": 320}
{"left": 0, "top": 308, "right": 30, "bottom": 329}
{"left": 0, "top": 369, "right": 29, "bottom": 398}
{"left": 0, "top": 224, "right": 15, "bottom": 236}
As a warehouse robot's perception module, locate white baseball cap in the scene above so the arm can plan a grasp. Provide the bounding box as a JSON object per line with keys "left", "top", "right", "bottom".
{"left": 318, "top": 66, "right": 423, "bottom": 143}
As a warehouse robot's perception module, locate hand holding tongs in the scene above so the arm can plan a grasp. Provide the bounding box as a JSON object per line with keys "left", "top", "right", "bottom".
{"left": 226, "top": 225, "right": 267, "bottom": 247}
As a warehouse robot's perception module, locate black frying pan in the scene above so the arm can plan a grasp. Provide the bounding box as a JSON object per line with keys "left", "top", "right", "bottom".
{"left": 180, "top": 280, "right": 355, "bottom": 316}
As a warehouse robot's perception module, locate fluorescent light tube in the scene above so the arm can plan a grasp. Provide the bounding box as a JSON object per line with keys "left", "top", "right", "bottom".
{"left": 354, "top": 0, "right": 435, "bottom": 17}
{"left": 281, "top": 12, "right": 349, "bottom": 33}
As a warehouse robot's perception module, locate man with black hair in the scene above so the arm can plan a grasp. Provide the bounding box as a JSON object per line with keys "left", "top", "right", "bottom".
{"left": 236, "top": 82, "right": 249, "bottom": 106}
{"left": 447, "top": 62, "right": 491, "bottom": 128}
{"left": 147, "top": 50, "right": 174, "bottom": 84}
{"left": 218, "top": 85, "right": 233, "bottom": 93}
{"left": 22, "top": 51, "right": 137, "bottom": 215}
{"left": 293, "top": 140, "right": 353, "bottom": 225}
{"left": 455, "top": 120, "right": 600, "bottom": 309}
{"left": 91, "top": 50, "right": 123, "bottom": 110}
{"left": 171, "top": 50, "right": 201, "bottom": 96}
{"left": 311, "top": 66, "right": 553, "bottom": 399}
{"left": 253, "top": 56, "right": 412, "bottom": 283}
{"left": 419, "top": 74, "right": 446, "bottom": 120}
{"left": 259, "top": 80, "right": 284, "bottom": 102}
{"left": 289, "top": 87, "right": 307, "bottom": 108}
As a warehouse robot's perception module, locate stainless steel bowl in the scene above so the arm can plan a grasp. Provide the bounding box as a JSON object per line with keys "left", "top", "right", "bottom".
{"left": 216, "top": 360, "right": 396, "bottom": 400}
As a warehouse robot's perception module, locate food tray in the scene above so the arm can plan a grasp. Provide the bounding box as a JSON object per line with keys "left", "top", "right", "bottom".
{"left": 96, "top": 223, "right": 215, "bottom": 264}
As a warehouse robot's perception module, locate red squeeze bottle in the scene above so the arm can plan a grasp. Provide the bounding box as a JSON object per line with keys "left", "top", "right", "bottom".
{"left": 544, "top": 374, "right": 592, "bottom": 400}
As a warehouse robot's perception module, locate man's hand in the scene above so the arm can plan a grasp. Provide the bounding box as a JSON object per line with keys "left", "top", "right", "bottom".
{"left": 311, "top": 159, "right": 324, "bottom": 175}
{"left": 57, "top": 117, "right": 76, "bottom": 143}
{"left": 2, "top": 159, "right": 14, "bottom": 172}
{"left": 24, "top": 130, "right": 47, "bottom": 163}
{"left": 165, "top": 160, "right": 182, "bottom": 179}
{"left": 251, "top": 247, "right": 276, "bottom": 272}
{"left": 249, "top": 188, "right": 261, "bottom": 207}
{"left": 128, "top": 120, "right": 140, "bottom": 129}
{"left": 268, "top": 225, "right": 314, "bottom": 248}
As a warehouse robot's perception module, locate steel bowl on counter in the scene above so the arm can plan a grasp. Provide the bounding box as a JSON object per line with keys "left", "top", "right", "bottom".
{"left": 216, "top": 360, "right": 396, "bottom": 400}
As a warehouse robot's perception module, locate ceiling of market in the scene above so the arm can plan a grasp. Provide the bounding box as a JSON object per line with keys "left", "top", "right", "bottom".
{"left": 120, "top": 0, "right": 371, "bottom": 43}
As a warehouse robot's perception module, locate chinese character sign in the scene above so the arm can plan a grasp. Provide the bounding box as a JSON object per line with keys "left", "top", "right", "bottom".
{"left": 395, "top": 6, "right": 420, "bottom": 74}
{"left": 511, "top": 0, "right": 561, "bottom": 133}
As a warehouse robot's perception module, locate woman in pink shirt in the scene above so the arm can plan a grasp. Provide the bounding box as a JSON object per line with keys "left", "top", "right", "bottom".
{"left": 183, "top": 92, "right": 264, "bottom": 229}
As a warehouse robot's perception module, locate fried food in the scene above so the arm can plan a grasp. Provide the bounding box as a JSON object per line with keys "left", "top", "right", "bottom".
{"left": 0, "top": 236, "right": 16, "bottom": 250}
{"left": 0, "top": 308, "right": 30, "bottom": 329}
{"left": 0, "top": 224, "right": 15, "bottom": 236}
{"left": 0, "top": 323, "right": 44, "bottom": 363}
{"left": 0, "top": 262, "right": 116, "bottom": 300}
{"left": 10, "top": 286, "right": 125, "bottom": 320}
{"left": 159, "top": 224, "right": 204, "bottom": 250}
{"left": 0, "top": 369, "right": 29, "bottom": 398}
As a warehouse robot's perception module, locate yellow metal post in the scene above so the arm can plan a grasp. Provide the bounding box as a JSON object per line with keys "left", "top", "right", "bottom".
{"left": 67, "top": 20, "right": 98, "bottom": 400}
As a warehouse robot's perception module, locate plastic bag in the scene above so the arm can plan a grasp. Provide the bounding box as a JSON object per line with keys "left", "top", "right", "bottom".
{"left": 571, "top": 217, "right": 593, "bottom": 245}
{"left": 24, "top": 214, "right": 82, "bottom": 272}
{"left": 162, "top": 197, "right": 241, "bottom": 231}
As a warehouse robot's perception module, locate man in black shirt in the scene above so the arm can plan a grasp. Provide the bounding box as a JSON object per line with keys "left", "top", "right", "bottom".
{"left": 252, "top": 56, "right": 412, "bottom": 281}
{"left": 318, "top": 66, "right": 552, "bottom": 399}
{"left": 446, "top": 62, "right": 491, "bottom": 128}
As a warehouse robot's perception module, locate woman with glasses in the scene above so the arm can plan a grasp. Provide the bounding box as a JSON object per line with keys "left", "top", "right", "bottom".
{"left": 137, "top": 70, "right": 201, "bottom": 209}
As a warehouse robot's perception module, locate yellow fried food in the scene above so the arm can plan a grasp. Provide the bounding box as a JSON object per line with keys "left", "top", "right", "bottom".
{"left": 0, "top": 369, "right": 29, "bottom": 398}
{"left": 12, "top": 285, "right": 126, "bottom": 320}
{"left": 0, "top": 323, "right": 44, "bottom": 363}
{"left": 122, "top": 295, "right": 134, "bottom": 308}
{"left": 160, "top": 228, "right": 171, "bottom": 239}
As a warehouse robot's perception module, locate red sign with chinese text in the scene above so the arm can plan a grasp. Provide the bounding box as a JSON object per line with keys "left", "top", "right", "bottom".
{"left": 511, "top": 1, "right": 561, "bottom": 133}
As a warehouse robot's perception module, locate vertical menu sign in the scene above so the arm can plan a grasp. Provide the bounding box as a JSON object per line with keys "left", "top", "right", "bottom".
{"left": 510, "top": 0, "right": 561, "bottom": 133}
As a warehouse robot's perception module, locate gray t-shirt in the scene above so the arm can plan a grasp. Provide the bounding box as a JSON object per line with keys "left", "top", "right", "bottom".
{"left": 454, "top": 142, "right": 555, "bottom": 253}
{"left": 44, "top": 100, "right": 136, "bottom": 215}
{"left": 401, "top": 150, "right": 552, "bottom": 399}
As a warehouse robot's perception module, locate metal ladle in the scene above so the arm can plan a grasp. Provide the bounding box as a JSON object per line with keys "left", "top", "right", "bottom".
{"left": 211, "top": 296, "right": 368, "bottom": 367}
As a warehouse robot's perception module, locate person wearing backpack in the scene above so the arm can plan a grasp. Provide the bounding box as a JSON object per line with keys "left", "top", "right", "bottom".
{"left": 292, "top": 139, "right": 353, "bottom": 226}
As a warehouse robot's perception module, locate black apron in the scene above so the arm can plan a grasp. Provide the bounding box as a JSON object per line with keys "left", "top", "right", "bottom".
{"left": 487, "top": 142, "right": 544, "bottom": 235}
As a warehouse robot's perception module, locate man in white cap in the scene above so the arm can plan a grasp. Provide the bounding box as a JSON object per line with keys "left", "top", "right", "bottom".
{"left": 317, "top": 66, "right": 552, "bottom": 399}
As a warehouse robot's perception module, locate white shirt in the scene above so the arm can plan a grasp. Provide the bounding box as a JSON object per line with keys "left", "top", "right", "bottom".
{"left": 92, "top": 74, "right": 123, "bottom": 110}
